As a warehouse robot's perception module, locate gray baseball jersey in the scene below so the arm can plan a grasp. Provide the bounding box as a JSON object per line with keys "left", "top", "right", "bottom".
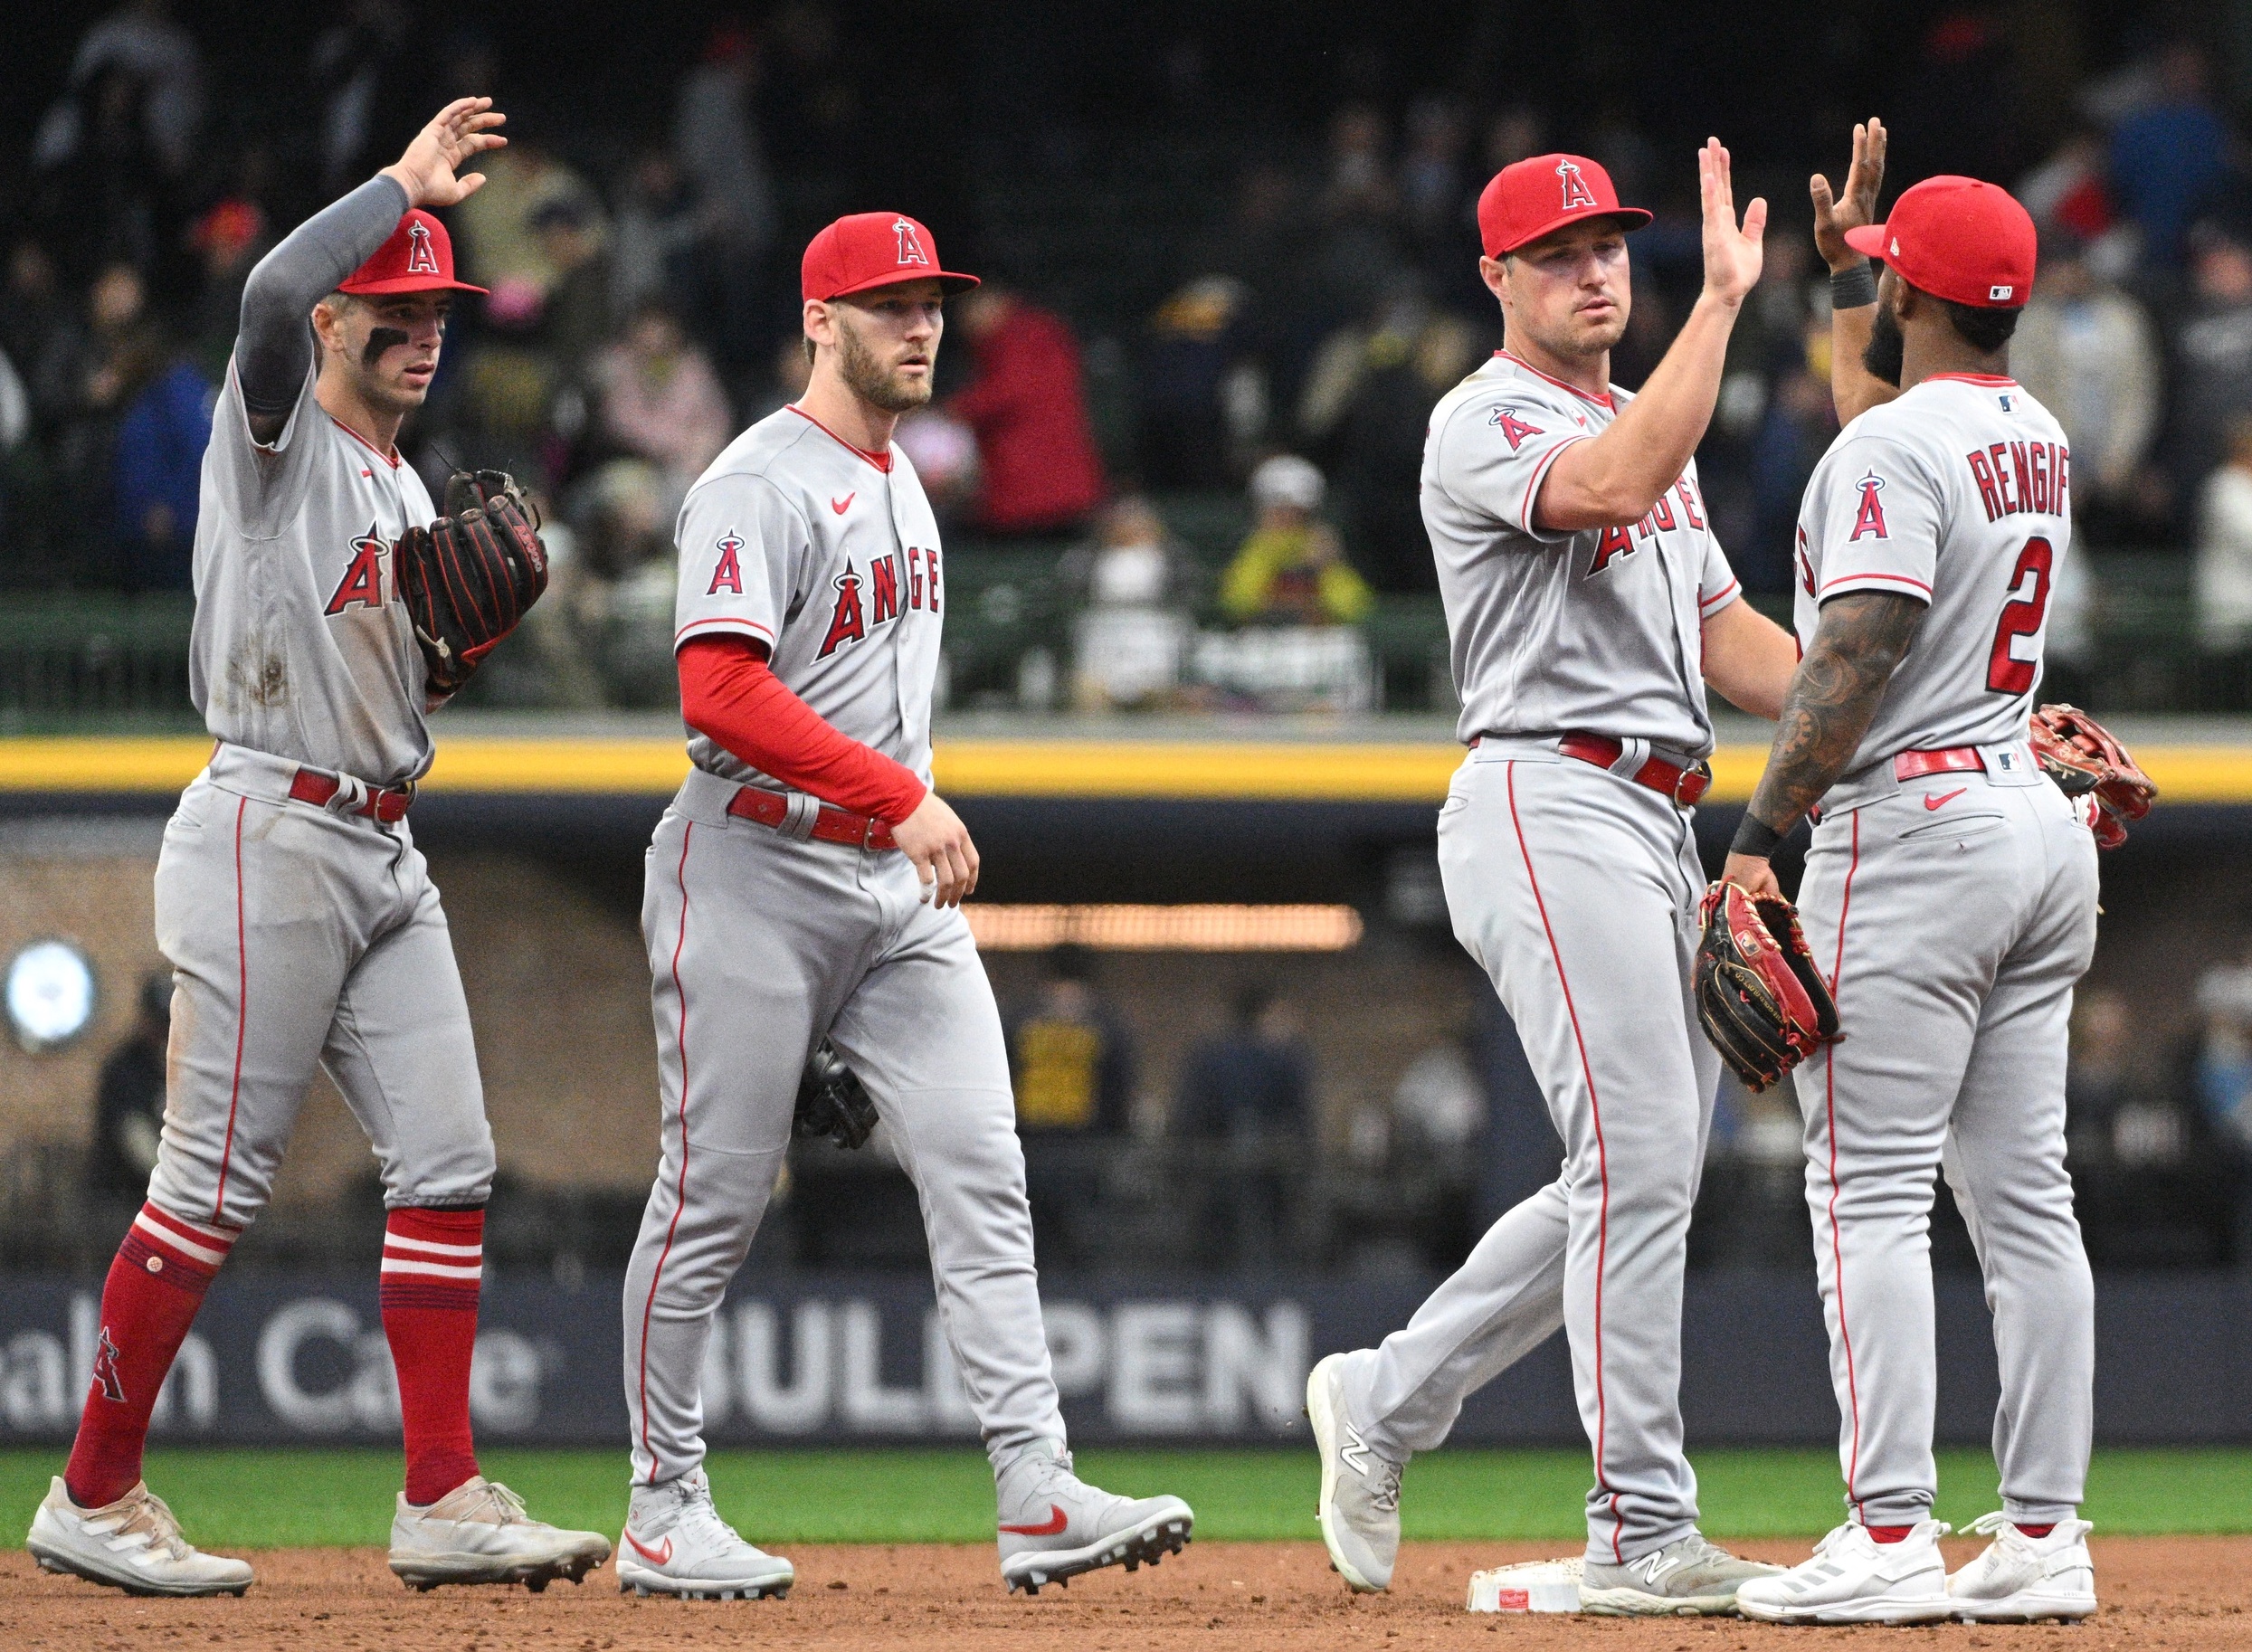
{"left": 671, "top": 404, "right": 941, "bottom": 787}
{"left": 623, "top": 404, "right": 1069, "bottom": 1498}
{"left": 1792, "top": 372, "right": 2071, "bottom": 771}
{"left": 1785, "top": 371, "right": 2097, "bottom": 1531}
{"left": 1423, "top": 351, "right": 1740, "bottom": 755}
{"left": 1329, "top": 351, "right": 1745, "bottom": 1566}
{"left": 194, "top": 350, "right": 439, "bottom": 789}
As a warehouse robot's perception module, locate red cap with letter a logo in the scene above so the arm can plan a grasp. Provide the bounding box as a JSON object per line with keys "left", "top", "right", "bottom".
{"left": 801, "top": 212, "right": 981, "bottom": 302}
{"left": 1845, "top": 176, "right": 2037, "bottom": 308}
{"left": 337, "top": 209, "right": 487, "bottom": 296}
{"left": 1478, "top": 154, "right": 1652, "bottom": 258}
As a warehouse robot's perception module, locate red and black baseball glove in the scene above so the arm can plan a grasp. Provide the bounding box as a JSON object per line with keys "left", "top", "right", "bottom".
{"left": 1695, "top": 882, "right": 1841, "bottom": 1093}
{"left": 398, "top": 470, "right": 549, "bottom": 698}
{"left": 2029, "top": 703, "right": 2156, "bottom": 850}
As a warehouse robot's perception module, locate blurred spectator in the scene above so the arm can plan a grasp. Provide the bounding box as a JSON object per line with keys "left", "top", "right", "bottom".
{"left": 1070, "top": 497, "right": 1189, "bottom": 710}
{"left": 2012, "top": 238, "right": 2160, "bottom": 510}
{"left": 892, "top": 407, "right": 978, "bottom": 520}
{"left": 1175, "top": 983, "right": 1313, "bottom": 1141}
{"left": 532, "top": 195, "right": 616, "bottom": 392}
{"left": 88, "top": 973, "right": 170, "bottom": 1202}
{"left": 54, "top": 264, "right": 168, "bottom": 568}
{"left": 610, "top": 148, "right": 701, "bottom": 324}
{"left": 595, "top": 304, "right": 733, "bottom": 496}
{"left": 185, "top": 198, "right": 268, "bottom": 385}
{"left": 2108, "top": 42, "right": 2232, "bottom": 268}
{"left": 310, "top": 0, "right": 415, "bottom": 194}
{"left": 2164, "top": 227, "right": 2252, "bottom": 516}
{"left": 2195, "top": 416, "right": 2252, "bottom": 651}
{"left": 1007, "top": 945, "right": 1136, "bottom": 1136}
{"left": 1744, "top": 368, "right": 1839, "bottom": 597}
{"left": 947, "top": 283, "right": 1106, "bottom": 536}
{"left": 1139, "top": 276, "right": 1254, "bottom": 489}
{"left": 2195, "top": 956, "right": 2252, "bottom": 1154}
{"left": 560, "top": 457, "right": 679, "bottom": 705}
{"left": 454, "top": 137, "right": 604, "bottom": 317}
{"left": 1219, "top": 455, "right": 1371, "bottom": 624}
{"left": 1400, "top": 97, "right": 1469, "bottom": 253}
{"left": 674, "top": 19, "right": 780, "bottom": 371}
{"left": 1314, "top": 104, "right": 1402, "bottom": 327}
{"left": 1200, "top": 165, "right": 1322, "bottom": 414}
{"left": 112, "top": 347, "right": 211, "bottom": 591}
{"left": 2017, "top": 128, "right": 2120, "bottom": 250}
{"left": 2, "top": 242, "right": 81, "bottom": 430}
{"left": 34, "top": 0, "right": 204, "bottom": 179}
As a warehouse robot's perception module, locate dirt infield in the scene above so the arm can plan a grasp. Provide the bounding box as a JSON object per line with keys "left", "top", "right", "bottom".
{"left": 4, "top": 1537, "right": 2245, "bottom": 1650}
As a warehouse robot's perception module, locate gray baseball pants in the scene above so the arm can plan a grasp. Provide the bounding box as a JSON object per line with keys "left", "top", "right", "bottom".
{"left": 1791, "top": 756, "right": 2097, "bottom": 1527}
{"left": 622, "top": 765, "right": 1064, "bottom": 1486}
{"left": 1340, "top": 746, "right": 1719, "bottom": 1564}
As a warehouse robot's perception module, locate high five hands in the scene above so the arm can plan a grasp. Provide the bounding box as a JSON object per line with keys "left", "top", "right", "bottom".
{"left": 1810, "top": 118, "right": 1887, "bottom": 272}
{"left": 1698, "top": 137, "right": 1768, "bottom": 307}
{"left": 382, "top": 98, "right": 508, "bottom": 211}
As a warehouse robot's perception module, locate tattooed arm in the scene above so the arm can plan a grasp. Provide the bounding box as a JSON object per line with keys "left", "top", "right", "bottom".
{"left": 1719, "top": 590, "right": 1924, "bottom": 897}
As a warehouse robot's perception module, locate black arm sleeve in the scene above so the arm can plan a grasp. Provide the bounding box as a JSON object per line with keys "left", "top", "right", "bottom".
{"left": 235, "top": 174, "right": 411, "bottom": 417}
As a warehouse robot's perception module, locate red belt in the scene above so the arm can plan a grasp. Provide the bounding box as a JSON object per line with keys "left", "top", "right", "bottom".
{"left": 1894, "top": 746, "right": 1983, "bottom": 781}
{"left": 287, "top": 767, "right": 413, "bottom": 822}
{"left": 727, "top": 784, "right": 898, "bottom": 851}
{"left": 1556, "top": 733, "right": 1711, "bottom": 806}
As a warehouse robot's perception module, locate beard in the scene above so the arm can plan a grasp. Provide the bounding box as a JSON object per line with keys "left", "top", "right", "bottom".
{"left": 1863, "top": 299, "right": 1905, "bottom": 386}
{"left": 835, "top": 313, "right": 933, "bottom": 413}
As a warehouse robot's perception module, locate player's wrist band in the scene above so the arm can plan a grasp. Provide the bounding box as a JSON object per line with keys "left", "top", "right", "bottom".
{"left": 1830, "top": 261, "right": 1877, "bottom": 309}
{"left": 1730, "top": 814, "right": 1786, "bottom": 859}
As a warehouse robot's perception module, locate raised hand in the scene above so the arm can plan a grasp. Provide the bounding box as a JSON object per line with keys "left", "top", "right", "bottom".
{"left": 1698, "top": 137, "right": 1768, "bottom": 307}
{"left": 1810, "top": 118, "right": 1887, "bottom": 272}
{"left": 383, "top": 98, "right": 508, "bottom": 210}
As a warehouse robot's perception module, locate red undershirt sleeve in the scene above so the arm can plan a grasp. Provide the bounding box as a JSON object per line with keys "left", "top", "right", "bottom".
{"left": 678, "top": 635, "right": 929, "bottom": 822}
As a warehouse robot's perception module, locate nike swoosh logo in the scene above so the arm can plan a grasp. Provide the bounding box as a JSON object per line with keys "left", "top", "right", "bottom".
{"left": 1924, "top": 788, "right": 1967, "bottom": 811}
{"left": 998, "top": 1504, "right": 1069, "bottom": 1537}
{"left": 623, "top": 1529, "right": 672, "bottom": 1566}
{"left": 831, "top": 493, "right": 855, "bottom": 515}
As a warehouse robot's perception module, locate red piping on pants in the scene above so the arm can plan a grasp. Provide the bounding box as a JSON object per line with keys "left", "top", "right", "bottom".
{"left": 1506, "top": 763, "right": 1623, "bottom": 1562}
{"left": 1825, "top": 812, "right": 1866, "bottom": 1517}
{"left": 211, "top": 795, "right": 250, "bottom": 1223}
{"left": 637, "top": 823, "right": 697, "bottom": 1485}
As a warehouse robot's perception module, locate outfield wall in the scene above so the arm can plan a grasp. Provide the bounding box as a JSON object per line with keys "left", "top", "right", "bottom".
{"left": 0, "top": 1271, "right": 2242, "bottom": 1449}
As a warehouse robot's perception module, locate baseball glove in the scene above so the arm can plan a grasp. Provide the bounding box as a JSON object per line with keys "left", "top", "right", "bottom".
{"left": 397, "top": 470, "right": 550, "bottom": 698}
{"left": 792, "top": 1040, "right": 879, "bottom": 1151}
{"left": 2029, "top": 703, "right": 2155, "bottom": 850}
{"left": 1695, "top": 881, "right": 1841, "bottom": 1093}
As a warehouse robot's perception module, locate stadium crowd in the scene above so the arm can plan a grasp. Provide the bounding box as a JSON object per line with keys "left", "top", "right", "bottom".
{"left": 5, "top": 7, "right": 2252, "bottom": 709}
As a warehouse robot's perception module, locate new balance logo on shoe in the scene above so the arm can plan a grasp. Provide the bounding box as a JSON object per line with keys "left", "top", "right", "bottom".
{"left": 1630, "top": 1550, "right": 1683, "bottom": 1587}
{"left": 1338, "top": 1426, "right": 1373, "bottom": 1477}
{"left": 999, "top": 1505, "right": 1069, "bottom": 1537}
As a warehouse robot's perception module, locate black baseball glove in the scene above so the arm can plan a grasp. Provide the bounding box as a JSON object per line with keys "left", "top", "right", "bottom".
{"left": 1694, "top": 881, "right": 1842, "bottom": 1093}
{"left": 792, "top": 1040, "right": 879, "bottom": 1150}
{"left": 397, "top": 470, "right": 550, "bottom": 697}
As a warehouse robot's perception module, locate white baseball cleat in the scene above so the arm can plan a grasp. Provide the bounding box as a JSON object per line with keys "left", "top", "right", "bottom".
{"left": 26, "top": 1476, "right": 253, "bottom": 1598}
{"left": 1734, "top": 1518, "right": 1954, "bottom": 1624}
{"left": 1306, "top": 1351, "right": 1402, "bottom": 1592}
{"left": 1946, "top": 1512, "right": 2097, "bottom": 1622}
{"left": 616, "top": 1468, "right": 793, "bottom": 1600}
{"left": 994, "top": 1440, "right": 1193, "bottom": 1595}
{"left": 388, "top": 1476, "right": 612, "bottom": 1590}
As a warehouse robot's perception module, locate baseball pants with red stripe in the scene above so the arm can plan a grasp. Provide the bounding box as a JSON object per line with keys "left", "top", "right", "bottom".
{"left": 622, "top": 766, "right": 1064, "bottom": 1487}
{"left": 1337, "top": 747, "right": 1718, "bottom": 1564}
{"left": 143, "top": 749, "right": 494, "bottom": 1230}
{"left": 1791, "top": 759, "right": 2097, "bottom": 1529}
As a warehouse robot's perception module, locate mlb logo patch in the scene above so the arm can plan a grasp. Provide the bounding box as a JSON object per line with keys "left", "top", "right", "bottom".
{"left": 1999, "top": 394, "right": 2015, "bottom": 412}
{"left": 1990, "top": 284, "right": 2014, "bottom": 301}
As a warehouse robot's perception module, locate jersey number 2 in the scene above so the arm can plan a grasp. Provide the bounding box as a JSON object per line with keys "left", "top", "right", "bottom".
{"left": 1987, "top": 536, "right": 2053, "bottom": 695}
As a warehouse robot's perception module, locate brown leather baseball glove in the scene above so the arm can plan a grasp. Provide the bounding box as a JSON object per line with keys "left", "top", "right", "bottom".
{"left": 397, "top": 470, "right": 550, "bottom": 698}
{"left": 2029, "top": 703, "right": 2155, "bottom": 850}
{"left": 1695, "top": 881, "right": 1841, "bottom": 1093}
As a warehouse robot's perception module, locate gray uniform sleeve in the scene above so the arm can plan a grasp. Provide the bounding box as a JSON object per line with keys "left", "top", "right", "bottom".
{"left": 235, "top": 174, "right": 410, "bottom": 418}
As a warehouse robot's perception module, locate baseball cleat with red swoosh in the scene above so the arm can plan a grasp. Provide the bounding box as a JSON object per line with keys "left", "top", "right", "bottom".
{"left": 995, "top": 1442, "right": 1193, "bottom": 1594}
{"left": 616, "top": 1468, "right": 793, "bottom": 1600}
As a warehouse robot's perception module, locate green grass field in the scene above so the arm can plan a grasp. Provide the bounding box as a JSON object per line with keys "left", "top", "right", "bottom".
{"left": 3, "top": 1447, "right": 2244, "bottom": 1549}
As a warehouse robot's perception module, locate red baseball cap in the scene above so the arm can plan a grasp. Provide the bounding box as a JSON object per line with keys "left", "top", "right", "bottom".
{"left": 337, "top": 209, "right": 486, "bottom": 296}
{"left": 1845, "top": 176, "right": 2036, "bottom": 308}
{"left": 802, "top": 212, "right": 980, "bottom": 302}
{"left": 1478, "top": 154, "right": 1652, "bottom": 258}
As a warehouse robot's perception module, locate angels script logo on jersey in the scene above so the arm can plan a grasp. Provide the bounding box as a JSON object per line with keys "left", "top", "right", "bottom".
{"left": 405, "top": 220, "right": 440, "bottom": 276}
{"left": 1848, "top": 471, "right": 1890, "bottom": 541}
{"left": 818, "top": 546, "right": 942, "bottom": 659}
{"left": 1556, "top": 158, "right": 1597, "bottom": 211}
{"left": 1488, "top": 405, "right": 1545, "bottom": 451}
{"left": 324, "top": 524, "right": 392, "bottom": 614}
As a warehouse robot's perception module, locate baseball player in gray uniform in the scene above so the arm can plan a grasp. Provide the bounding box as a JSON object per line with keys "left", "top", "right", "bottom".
{"left": 1307, "top": 144, "right": 1804, "bottom": 1614}
{"left": 614, "top": 213, "right": 1191, "bottom": 1600}
{"left": 25, "top": 100, "right": 609, "bottom": 1597}
{"left": 1730, "top": 170, "right": 2101, "bottom": 1625}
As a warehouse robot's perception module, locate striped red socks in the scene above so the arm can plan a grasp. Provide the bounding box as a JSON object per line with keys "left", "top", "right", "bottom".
{"left": 63, "top": 1204, "right": 237, "bottom": 1509}
{"left": 381, "top": 1207, "right": 485, "bottom": 1505}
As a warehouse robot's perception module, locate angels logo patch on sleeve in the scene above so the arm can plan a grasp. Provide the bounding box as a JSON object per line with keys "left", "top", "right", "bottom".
{"left": 1488, "top": 405, "right": 1545, "bottom": 451}
{"left": 1848, "top": 471, "right": 1890, "bottom": 541}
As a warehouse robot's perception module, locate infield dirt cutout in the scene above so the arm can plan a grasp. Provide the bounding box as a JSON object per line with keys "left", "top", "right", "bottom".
{"left": 4, "top": 1537, "right": 2245, "bottom": 1649}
